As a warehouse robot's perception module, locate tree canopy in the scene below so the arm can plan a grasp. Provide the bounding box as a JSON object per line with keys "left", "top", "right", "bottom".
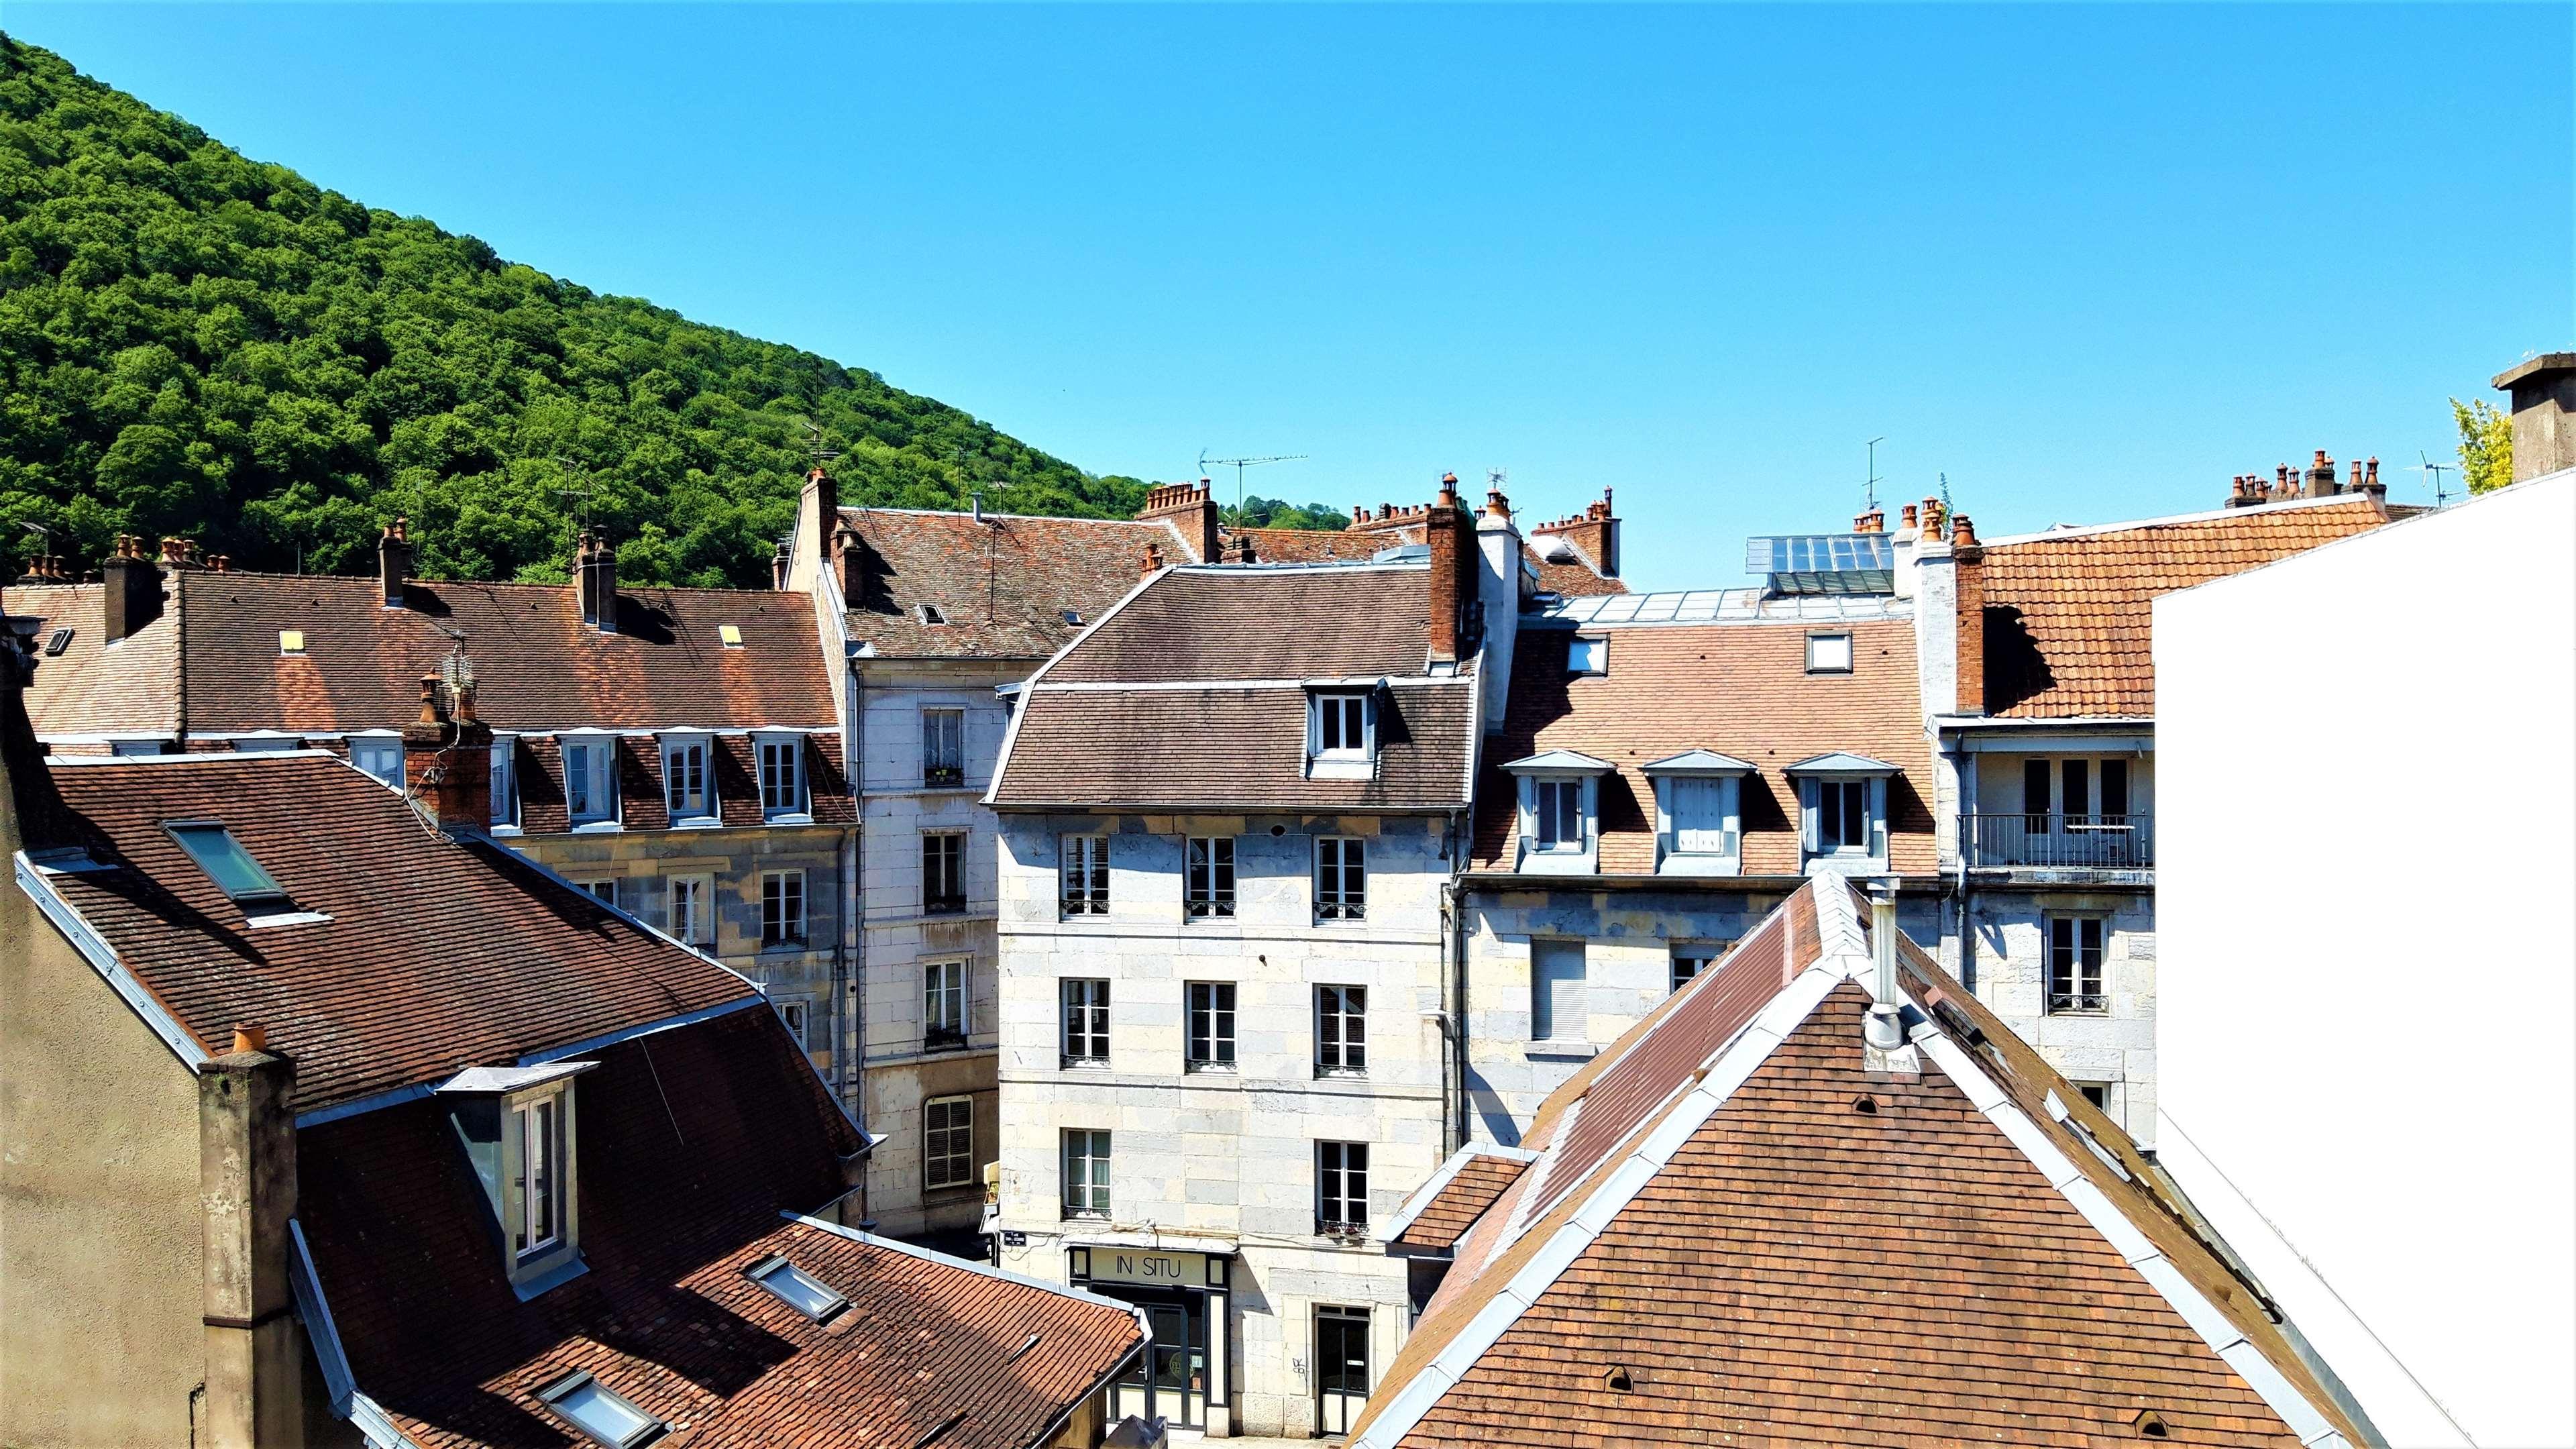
{"left": 1221, "top": 495, "right": 1348, "bottom": 531}
{"left": 2451, "top": 396, "right": 2512, "bottom": 496}
{"left": 0, "top": 36, "right": 1152, "bottom": 587}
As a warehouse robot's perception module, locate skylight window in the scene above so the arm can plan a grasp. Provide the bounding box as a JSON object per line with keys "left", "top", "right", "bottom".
{"left": 164, "top": 822, "right": 287, "bottom": 905}
{"left": 916, "top": 603, "right": 947, "bottom": 625}
{"left": 747, "top": 1255, "right": 848, "bottom": 1322}
{"left": 1062, "top": 609, "right": 1082, "bottom": 625}
{"left": 718, "top": 623, "right": 744, "bottom": 648}
{"left": 278, "top": 629, "right": 305, "bottom": 655}
{"left": 42, "top": 627, "right": 71, "bottom": 657}
{"left": 536, "top": 1371, "right": 663, "bottom": 1448}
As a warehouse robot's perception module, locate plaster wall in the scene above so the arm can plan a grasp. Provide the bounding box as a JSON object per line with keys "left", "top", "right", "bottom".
{"left": 2153, "top": 473, "right": 2576, "bottom": 1449}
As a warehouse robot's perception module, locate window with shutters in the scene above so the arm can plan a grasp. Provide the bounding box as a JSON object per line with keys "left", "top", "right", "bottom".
{"left": 1531, "top": 778, "right": 1586, "bottom": 853}
{"left": 1531, "top": 940, "right": 1587, "bottom": 1042}
{"left": 1061, "top": 978, "right": 1110, "bottom": 1066}
{"left": 1186, "top": 982, "right": 1236, "bottom": 1071}
{"left": 1059, "top": 835, "right": 1109, "bottom": 916}
{"left": 1315, "top": 985, "right": 1367, "bottom": 1076}
{"left": 1315, "top": 837, "right": 1366, "bottom": 920}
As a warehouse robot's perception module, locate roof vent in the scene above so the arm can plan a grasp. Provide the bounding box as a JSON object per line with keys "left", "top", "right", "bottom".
{"left": 1602, "top": 1366, "right": 1633, "bottom": 1392}
{"left": 1851, "top": 1094, "right": 1879, "bottom": 1116}
{"left": 718, "top": 624, "right": 744, "bottom": 648}
{"left": 2133, "top": 1409, "right": 2170, "bottom": 1439}
{"left": 1062, "top": 610, "right": 1081, "bottom": 626}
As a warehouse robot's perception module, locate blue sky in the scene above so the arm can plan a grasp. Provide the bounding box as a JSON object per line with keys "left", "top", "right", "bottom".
{"left": 12, "top": 3, "right": 2569, "bottom": 590}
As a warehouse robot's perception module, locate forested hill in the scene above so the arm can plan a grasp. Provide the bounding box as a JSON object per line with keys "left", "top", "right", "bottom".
{"left": 0, "top": 36, "right": 1156, "bottom": 588}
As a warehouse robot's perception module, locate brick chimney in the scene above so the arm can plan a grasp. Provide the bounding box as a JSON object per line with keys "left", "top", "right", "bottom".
{"left": 572, "top": 530, "right": 597, "bottom": 626}
{"left": 1527, "top": 488, "right": 1621, "bottom": 580}
{"left": 2304, "top": 451, "right": 2341, "bottom": 498}
{"left": 833, "top": 517, "right": 869, "bottom": 605}
{"left": 401, "top": 675, "right": 493, "bottom": 830}
{"left": 574, "top": 533, "right": 620, "bottom": 633}
{"left": 1136, "top": 480, "right": 1222, "bottom": 564}
{"left": 101, "top": 534, "right": 166, "bottom": 644}
{"left": 378, "top": 517, "right": 413, "bottom": 608}
{"left": 199, "top": 1035, "right": 303, "bottom": 1448}
{"left": 1140, "top": 541, "right": 1165, "bottom": 578}
{"left": 1427, "top": 474, "right": 1467, "bottom": 669}
{"left": 1950, "top": 515, "right": 1985, "bottom": 716}
{"left": 2493, "top": 353, "right": 2576, "bottom": 483}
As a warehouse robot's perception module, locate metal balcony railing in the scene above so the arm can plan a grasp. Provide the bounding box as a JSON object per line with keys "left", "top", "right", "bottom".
{"left": 1966, "top": 813, "right": 2154, "bottom": 869}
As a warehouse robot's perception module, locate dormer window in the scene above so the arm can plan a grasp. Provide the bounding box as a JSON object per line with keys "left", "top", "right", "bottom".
{"left": 1503, "top": 750, "right": 1615, "bottom": 875}
{"left": 756, "top": 733, "right": 808, "bottom": 821}
{"left": 561, "top": 737, "right": 619, "bottom": 827}
{"left": 166, "top": 821, "right": 288, "bottom": 907}
{"left": 490, "top": 737, "right": 520, "bottom": 828}
{"left": 1643, "top": 751, "right": 1753, "bottom": 876}
{"left": 440, "top": 1062, "right": 593, "bottom": 1298}
{"left": 661, "top": 735, "right": 716, "bottom": 826}
{"left": 1786, "top": 753, "right": 1896, "bottom": 873}
{"left": 1307, "top": 689, "right": 1375, "bottom": 780}
{"left": 348, "top": 734, "right": 404, "bottom": 790}
{"left": 537, "top": 1371, "right": 663, "bottom": 1448}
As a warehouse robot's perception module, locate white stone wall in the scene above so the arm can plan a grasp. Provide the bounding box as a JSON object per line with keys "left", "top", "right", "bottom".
{"left": 1956, "top": 890, "right": 2156, "bottom": 1137}
{"left": 993, "top": 810, "right": 1453, "bottom": 1438}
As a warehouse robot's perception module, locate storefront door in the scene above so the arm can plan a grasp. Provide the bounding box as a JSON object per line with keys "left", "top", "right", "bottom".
{"left": 1316, "top": 1305, "right": 1371, "bottom": 1436}
{"left": 1110, "top": 1289, "right": 1207, "bottom": 1428}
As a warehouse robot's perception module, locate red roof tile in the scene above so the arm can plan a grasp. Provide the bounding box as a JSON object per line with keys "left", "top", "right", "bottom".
{"left": 1980, "top": 498, "right": 2388, "bottom": 718}
{"left": 1389, "top": 1155, "right": 1529, "bottom": 1251}
{"left": 3, "top": 582, "right": 181, "bottom": 738}
{"left": 839, "top": 508, "right": 1185, "bottom": 659}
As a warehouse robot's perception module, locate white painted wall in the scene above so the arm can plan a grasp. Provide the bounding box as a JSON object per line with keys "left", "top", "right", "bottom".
{"left": 2155, "top": 474, "right": 2576, "bottom": 1449}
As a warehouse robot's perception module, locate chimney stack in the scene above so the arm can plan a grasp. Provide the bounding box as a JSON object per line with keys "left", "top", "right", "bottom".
{"left": 1864, "top": 889, "right": 1905, "bottom": 1052}
{"left": 2493, "top": 353, "right": 2576, "bottom": 484}
{"left": 101, "top": 534, "right": 166, "bottom": 644}
{"left": 1890, "top": 503, "right": 1921, "bottom": 599}
{"left": 378, "top": 517, "right": 413, "bottom": 608}
{"left": 1526, "top": 488, "right": 1622, "bottom": 580}
{"left": 1427, "top": 474, "right": 1466, "bottom": 669}
{"left": 574, "top": 533, "right": 620, "bottom": 633}
{"left": 771, "top": 539, "right": 793, "bottom": 591}
{"left": 1854, "top": 505, "right": 1885, "bottom": 533}
{"left": 1140, "top": 541, "right": 1165, "bottom": 578}
{"left": 1950, "top": 515, "right": 1984, "bottom": 716}
{"left": 1474, "top": 476, "right": 1523, "bottom": 733}
{"left": 198, "top": 1039, "right": 303, "bottom": 1448}
{"left": 401, "top": 676, "right": 493, "bottom": 830}
{"left": 1135, "top": 480, "right": 1222, "bottom": 564}
{"left": 2306, "top": 451, "right": 2340, "bottom": 498}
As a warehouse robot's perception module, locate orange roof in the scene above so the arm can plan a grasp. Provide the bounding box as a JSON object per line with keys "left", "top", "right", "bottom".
{"left": 1353, "top": 879, "right": 2373, "bottom": 1449}
{"left": 1980, "top": 496, "right": 2388, "bottom": 718}
{"left": 1383, "top": 1150, "right": 1532, "bottom": 1252}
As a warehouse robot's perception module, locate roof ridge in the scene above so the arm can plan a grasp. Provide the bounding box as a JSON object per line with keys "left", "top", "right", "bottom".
{"left": 1984, "top": 492, "right": 2383, "bottom": 549}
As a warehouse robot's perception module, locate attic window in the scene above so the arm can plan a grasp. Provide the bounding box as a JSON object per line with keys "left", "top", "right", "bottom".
{"left": 278, "top": 629, "right": 306, "bottom": 656}
{"left": 916, "top": 604, "right": 947, "bottom": 625}
{"left": 718, "top": 624, "right": 745, "bottom": 649}
{"left": 1806, "top": 631, "right": 1853, "bottom": 674}
{"left": 747, "top": 1255, "right": 848, "bottom": 1322}
{"left": 536, "top": 1371, "right": 664, "bottom": 1448}
{"left": 42, "top": 627, "right": 71, "bottom": 657}
{"left": 165, "top": 822, "right": 288, "bottom": 906}
{"left": 1566, "top": 637, "right": 1607, "bottom": 676}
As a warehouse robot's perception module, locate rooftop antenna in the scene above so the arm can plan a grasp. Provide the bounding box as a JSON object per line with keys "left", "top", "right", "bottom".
{"left": 1864, "top": 437, "right": 1886, "bottom": 510}
{"left": 798, "top": 418, "right": 842, "bottom": 470}
{"left": 1198, "top": 449, "right": 1309, "bottom": 518}
{"left": 2415, "top": 451, "right": 2453, "bottom": 508}
{"left": 552, "top": 458, "right": 597, "bottom": 546}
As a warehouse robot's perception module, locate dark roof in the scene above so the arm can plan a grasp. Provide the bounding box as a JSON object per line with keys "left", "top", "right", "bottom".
{"left": 1980, "top": 498, "right": 2388, "bottom": 719}
{"left": 30, "top": 754, "right": 758, "bottom": 1110}
{"left": 838, "top": 507, "right": 1186, "bottom": 659}
{"left": 300, "top": 1006, "right": 1142, "bottom": 1449}
{"left": 1040, "top": 566, "right": 1438, "bottom": 683}
{"left": 1474, "top": 616, "right": 1935, "bottom": 875}
{"left": 15, "top": 571, "right": 837, "bottom": 737}
{"left": 1356, "top": 881, "right": 2371, "bottom": 1449}
{"left": 1227, "top": 522, "right": 1626, "bottom": 598}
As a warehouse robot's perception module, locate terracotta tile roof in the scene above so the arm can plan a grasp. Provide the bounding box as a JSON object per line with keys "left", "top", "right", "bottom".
{"left": 991, "top": 682, "right": 1475, "bottom": 812}
{"left": 1354, "top": 882, "right": 2371, "bottom": 1449}
{"left": 839, "top": 507, "right": 1188, "bottom": 659}
{"left": 1388, "top": 1153, "right": 1529, "bottom": 1251}
{"left": 299, "top": 1007, "right": 1142, "bottom": 1449}
{"left": 1474, "top": 617, "right": 1935, "bottom": 875}
{"left": 1223, "top": 522, "right": 1626, "bottom": 597}
{"left": 1980, "top": 497, "right": 2388, "bottom": 718}
{"left": 1041, "top": 566, "right": 1439, "bottom": 683}
{"left": 3, "top": 582, "right": 182, "bottom": 738}
{"left": 30, "top": 753, "right": 760, "bottom": 1110}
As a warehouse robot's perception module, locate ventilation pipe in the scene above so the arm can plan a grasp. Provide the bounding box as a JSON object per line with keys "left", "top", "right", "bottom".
{"left": 1866, "top": 886, "right": 1906, "bottom": 1051}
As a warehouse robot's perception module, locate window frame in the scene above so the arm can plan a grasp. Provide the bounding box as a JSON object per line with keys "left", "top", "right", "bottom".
{"left": 560, "top": 737, "right": 619, "bottom": 827}
{"left": 1060, "top": 977, "right": 1111, "bottom": 1067}
{"left": 1185, "top": 981, "right": 1237, "bottom": 1072}
{"left": 923, "top": 1094, "right": 976, "bottom": 1191}
{"left": 922, "top": 829, "right": 967, "bottom": 915}
{"left": 760, "top": 869, "right": 807, "bottom": 949}
{"left": 1061, "top": 1128, "right": 1112, "bottom": 1220}
{"left": 1806, "top": 631, "right": 1855, "bottom": 675}
{"left": 1306, "top": 689, "right": 1377, "bottom": 779}
{"left": 2045, "top": 914, "right": 2108, "bottom": 1014}
{"left": 1059, "top": 834, "right": 1110, "bottom": 917}
{"left": 756, "top": 732, "right": 808, "bottom": 822}
{"left": 1530, "top": 938, "right": 1587, "bottom": 1043}
{"left": 1315, "top": 984, "right": 1368, "bottom": 1077}
{"left": 665, "top": 872, "right": 713, "bottom": 947}
{"left": 579, "top": 879, "right": 621, "bottom": 910}
{"left": 659, "top": 733, "right": 716, "bottom": 826}
{"left": 1316, "top": 1140, "right": 1371, "bottom": 1236}
{"left": 347, "top": 735, "right": 405, "bottom": 790}
{"left": 490, "top": 736, "right": 521, "bottom": 828}
{"left": 164, "top": 821, "right": 289, "bottom": 907}
{"left": 922, "top": 708, "right": 967, "bottom": 789}
{"left": 1566, "top": 635, "right": 1608, "bottom": 676}
{"left": 1185, "top": 836, "right": 1236, "bottom": 919}
{"left": 1314, "top": 836, "right": 1367, "bottom": 921}
{"left": 507, "top": 1084, "right": 573, "bottom": 1267}
{"left": 535, "top": 1370, "right": 661, "bottom": 1449}
{"left": 1798, "top": 773, "right": 1889, "bottom": 862}
{"left": 772, "top": 994, "right": 812, "bottom": 1048}
{"left": 1670, "top": 947, "right": 1720, "bottom": 993}
{"left": 924, "top": 958, "right": 969, "bottom": 1050}
{"left": 746, "top": 1254, "right": 848, "bottom": 1322}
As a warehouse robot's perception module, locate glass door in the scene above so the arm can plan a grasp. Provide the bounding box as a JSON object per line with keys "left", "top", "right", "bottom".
{"left": 1316, "top": 1305, "right": 1371, "bottom": 1436}
{"left": 1111, "top": 1294, "right": 1205, "bottom": 1428}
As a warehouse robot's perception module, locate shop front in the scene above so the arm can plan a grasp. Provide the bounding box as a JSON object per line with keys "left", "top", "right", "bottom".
{"left": 1069, "top": 1242, "right": 1234, "bottom": 1434}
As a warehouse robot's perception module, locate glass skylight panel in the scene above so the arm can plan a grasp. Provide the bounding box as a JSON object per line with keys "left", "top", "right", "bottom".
{"left": 164, "top": 822, "right": 286, "bottom": 904}
{"left": 537, "top": 1372, "right": 663, "bottom": 1448}
{"left": 748, "top": 1256, "right": 847, "bottom": 1321}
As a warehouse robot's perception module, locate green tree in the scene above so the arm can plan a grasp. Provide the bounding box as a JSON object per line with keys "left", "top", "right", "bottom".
{"left": 2453, "top": 397, "right": 2513, "bottom": 496}
{"left": 1222, "top": 495, "right": 1350, "bottom": 531}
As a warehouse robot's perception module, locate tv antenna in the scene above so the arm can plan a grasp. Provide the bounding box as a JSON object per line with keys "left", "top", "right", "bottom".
{"left": 553, "top": 458, "right": 597, "bottom": 544}
{"left": 2415, "top": 451, "right": 2454, "bottom": 508}
{"left": 1864, "top": 437, "right": 1886, "bottom": 509}
{"left": 1198, "top": 449, "right": 1308, "bottom": 517}
{"left": 799, "top": 418, "right": 842, "bottom": 469}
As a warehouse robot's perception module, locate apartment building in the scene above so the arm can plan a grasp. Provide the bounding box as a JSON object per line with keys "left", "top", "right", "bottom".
{"left": 982, "top": 483, "right": 1502, "bottom": 1439}
{"left": 0, "top": 622, "right": 1145, "bottom": 1449}
{"left": 6, "top": 526, "right": 861, "bottom": 1094}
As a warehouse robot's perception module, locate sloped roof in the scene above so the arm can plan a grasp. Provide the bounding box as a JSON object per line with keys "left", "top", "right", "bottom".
{"left": 299, "top": 1006, "right": 1142, "bottom": 1449}
{"left": 1980, "top": 496, "right": 2389, "bottom": 718}
{"left": 1039, "top": 566, "right": 1436, "bottom": 683}
{"left": 1227, "top": 521, "right": 1627, "bottom": 597}
{"left": 1383, "top": 1149, "right": 1532, "bottom": 1252}
{"left": 22, "top": 753, "right": 758, "bottom": 1111}
{"left": 1475, "top": 619, "right": 1935, "bottom": 875}
{"left": 1352, "top": 881, "right": 2372, "bottom": 1449}
{"left": 838, "top": 507, "right": 1190, "bottom": 659}
{"left": 1, "top": 582, "right": 182, "bottom": 738}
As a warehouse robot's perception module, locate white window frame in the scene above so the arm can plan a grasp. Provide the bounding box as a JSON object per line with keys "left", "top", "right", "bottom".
{"left": 1806, "top": 631, "right": 1854, "bottom": 674}
{"left": 760, "top": 869, "right": 806, "bottom": 949}
{"left": 504, "top": 1082, "right": 577, "bottom": 1275}
{"left": 1060, "top": 978, "right": 1110, "bottom": 1066}
{"left": 772, "top": 994, "right": 812, "bottom": 1048}
{"left": 1670, "top": 946, "right": 1720, "bottom": 993}
{"left": 1314, "top": 837, "right": 1366, "bottom": 921}
{"left": 924, "top": 958, "right": 969, "bottom": 1049}
{"left": 1652, "top": 771, "right": 1743, "bottom": 875}
{"left": 2045, "top": 914, "right": 2108, "bottom": 1015}
{"left": 490, "top": 735, "right": 520, "bottom": 828}
{"left": 1306, "top": 690, "right": 1375, "bottom": 780}
{"left": 756, "top": 733, "right": 808, "bottom": 822}
{"left": 1186, "top": 836, "right": 1236, "bottom": 919}
{"left": 1566, "top": 636, "right": 1608, "bottom": 676}
{"left": 1316, "top": 1140, "right": 1370, "bottom": 1235}
{"left": 1059, "top": 834, "right": 1109, "bottom": 917}
{"left": 1526, "top": 777, "right": 1592, "bottom": 855}
{"left": 560, "top": 736, "right": 619, "bottom": 828}
{"left": 535, "top": 1369, "right": 657, "bottom": 1448}
{"left": 922, "top": 708, "right": 966, "bottom": 790}
{"left": 1798, "top": 775, "right": 1888, "bottom": 864}
{"left": 660, "top": 733, "right": 716, "bottom": 826}
{"left": 1315, "top": 984, "right": 1367, "bottom": 1076}
{"left": 579, "top": 879, "right": 621, "bottom": 910}
{"left": 1062, "top": 1128, "right": 1112, "bottom": 1219}
{"left": 1185, "top": 981, "right": 1236, "bottom": 1071}
{"left": 666, "top": 873, "right": 712, "bottom": 947}
{"left": 924, "top": 1095, "right": 975, "bottom": 1191}
{"left": 347, "top": 734, "right": 404, "bottom": 790}
{"left": 746, "top": 1255, "right": 847, "bottom": 1322}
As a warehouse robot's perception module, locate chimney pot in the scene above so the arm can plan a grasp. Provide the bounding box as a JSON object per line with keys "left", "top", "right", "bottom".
{"left": 232, "top": 1024, "right": 266, "bottom": 1054}
{"left": 1142, "top": 542, "right": 1164, "bottom": 576}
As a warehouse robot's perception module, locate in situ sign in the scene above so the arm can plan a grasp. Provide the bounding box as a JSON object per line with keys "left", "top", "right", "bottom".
{"left": 1089, "top": 1248, "right": 1205, "bottom": 1288}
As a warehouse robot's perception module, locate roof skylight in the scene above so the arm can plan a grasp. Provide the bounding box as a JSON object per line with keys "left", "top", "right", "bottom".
{"left": 164, "top": 822, "right": 287, "bottom": 905}
{"left": 747, "top": 1255, "right": 847, "bottom": 1322}
{"left": 42, "top": 627, "right": 71, "bottom": 657}
{"left": 278, "top": 629, "right": 305, "bottom": 655}
{"left": 536, "top": 1371, "right": 663, "bottom": 1448}
{"left": 718, "top": 624, "right": 744, "bottom": 648}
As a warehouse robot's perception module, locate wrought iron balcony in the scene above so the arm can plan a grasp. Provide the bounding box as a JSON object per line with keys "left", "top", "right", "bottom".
{"left": 1966, "top": 813, "right": 2154, "bottom": 869}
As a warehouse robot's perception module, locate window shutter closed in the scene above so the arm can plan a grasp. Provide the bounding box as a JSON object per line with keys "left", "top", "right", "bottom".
{"left": 1799, "top": 780, "right": 1819, "bottom": 854}
{"left": 1870, "top": 777, "right": 1888, "bottom": 858}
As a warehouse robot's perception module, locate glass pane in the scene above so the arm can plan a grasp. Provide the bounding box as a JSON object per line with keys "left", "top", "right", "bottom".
{"left": 753, "top": 1260, "right": 843, "bottom": 1318}
{"left": 168, "top": 824, "right": 286, "bottom": 902}
{"left": 554, "top": 1380, "right": 654, "bottom": 1444}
